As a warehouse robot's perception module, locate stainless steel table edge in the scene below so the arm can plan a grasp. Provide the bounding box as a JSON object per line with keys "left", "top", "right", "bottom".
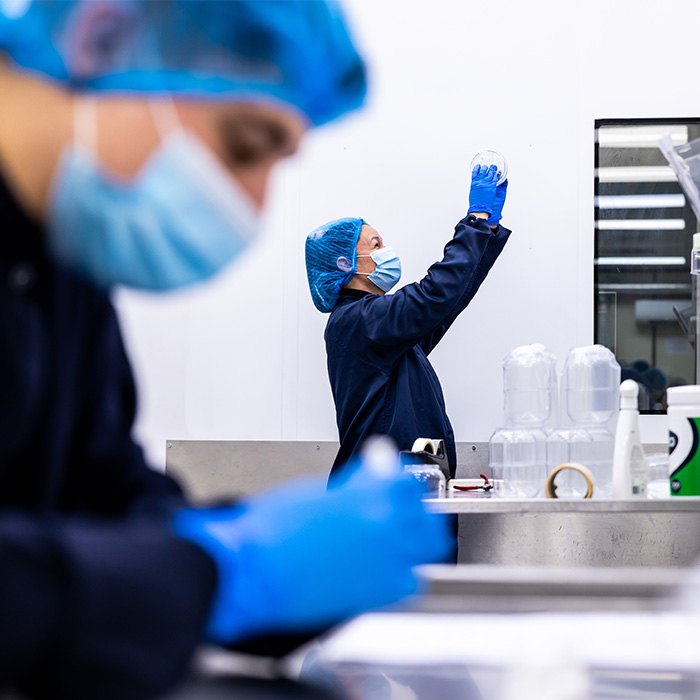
{"left": 424, "top": 497, "right": 700, "bottom": 514}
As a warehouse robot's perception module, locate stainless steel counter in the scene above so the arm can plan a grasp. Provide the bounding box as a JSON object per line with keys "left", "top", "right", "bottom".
{"left": 425, "top": 496, "right": 700, "bottom": 568}
{"left": 426, "top": 496, "right": 700, "bottom": 513}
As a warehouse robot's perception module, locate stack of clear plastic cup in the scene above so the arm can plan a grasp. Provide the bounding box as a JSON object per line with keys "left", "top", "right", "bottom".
{"left": 404, "top": 464, "right": 446, "bottom": 497}
{"left": 546, "top": 345, "right": 620, "bottom": 498}
{"left": 489, "top": 428, "right": 547, "bottom": 498}
{"left": 490, "top": 344, "right": 556, "bottom": 497}
{"left": 545, "top": 428, "right": 595, "bottom": 496}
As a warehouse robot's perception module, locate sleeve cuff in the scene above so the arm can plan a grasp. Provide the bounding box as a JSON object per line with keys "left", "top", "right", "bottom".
{"left": 464, "top": 214, "right": 496, "bottom": 232}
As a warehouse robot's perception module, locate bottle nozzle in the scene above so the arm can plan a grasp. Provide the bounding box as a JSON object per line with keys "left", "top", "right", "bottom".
{"left": 620, "top": 379, "right": 639, "bottom": 410}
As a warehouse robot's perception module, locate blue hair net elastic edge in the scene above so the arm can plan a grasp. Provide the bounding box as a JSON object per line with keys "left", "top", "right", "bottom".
{"left": 306, "top": 217, "right": 365, "bottom": 313}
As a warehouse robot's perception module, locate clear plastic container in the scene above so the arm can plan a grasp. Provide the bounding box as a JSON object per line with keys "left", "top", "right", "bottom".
{"left": 502, "top": 344, "right": 557, "bottom": 428}
{"left": 562, "top": 345, "right": 620, "bottom": 426}
{"left": 470, "top": 149, "right": 508, "bottom": 185}
{"left": 645, "top": 453, "right": 671, "bottom": 499}
{"left": 554, "top": 345, "right": 620, "bottom": 497}
{"left": 405, "top": 464, "right": 446, "bottom": 498}
{"left": 546, "top": 428, "right": 595, "bottom": 498}
{"left": 489, "top": 428, "right": 547, "bottom": 498}
{"left": 586, "top": 427, "right": 615, "bottom": 498}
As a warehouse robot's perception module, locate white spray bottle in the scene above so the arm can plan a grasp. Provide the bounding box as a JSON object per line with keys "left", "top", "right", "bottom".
{"left": 612, "top": 379, "right": 647, "bottom": 498}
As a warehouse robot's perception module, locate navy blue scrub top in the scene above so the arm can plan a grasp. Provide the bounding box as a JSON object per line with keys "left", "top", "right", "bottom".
{"left": 325, "top": 215, "right": 511, "bottom": 480}
{"left": 0, "top": 174, "right": 217, "bottom": 699}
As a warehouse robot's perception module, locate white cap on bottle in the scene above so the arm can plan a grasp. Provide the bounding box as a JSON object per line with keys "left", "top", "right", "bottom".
{"left": 694, "top": 233, "right": 700, "bottom": 250}
{"left": 667, "top": 385, "right": 700, "bottom": 407}
{"left": 619, "top": 379, "right": 639, "bottom": 410}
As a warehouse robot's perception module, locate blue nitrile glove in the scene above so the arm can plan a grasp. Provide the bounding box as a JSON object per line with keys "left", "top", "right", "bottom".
{"left": 173, "top": 471, "right": 450, "bottom": 645}
{"left": 467, "top": 164, "right": 499, "bottom": 215}
{"left": 487, "top": 179, "right": 508, "bottom": 226}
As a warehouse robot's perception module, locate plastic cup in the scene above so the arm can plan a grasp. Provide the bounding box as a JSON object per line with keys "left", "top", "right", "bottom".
{"left": 645, "top": 453, "right": 671, "bottom": 499}
{"left": 470, "top": 149, "right": 508, "bottom": 185}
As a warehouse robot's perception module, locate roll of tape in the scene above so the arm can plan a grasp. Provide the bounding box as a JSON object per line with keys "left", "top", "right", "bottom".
{"left": 545, "top": 463, "right": 595, "bottom": 499}
{"left": 411, "top": 438, "right": 435, "bottom": 454}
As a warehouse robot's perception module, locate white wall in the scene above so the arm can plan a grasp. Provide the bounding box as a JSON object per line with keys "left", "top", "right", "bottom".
{"left": 115, "top": 0, "right": 700, "bottom": 469}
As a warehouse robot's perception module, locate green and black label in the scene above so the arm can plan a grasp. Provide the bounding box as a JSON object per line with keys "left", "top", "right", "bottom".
{"left": 669, "top": 416, "right": 700, "bottom": 496}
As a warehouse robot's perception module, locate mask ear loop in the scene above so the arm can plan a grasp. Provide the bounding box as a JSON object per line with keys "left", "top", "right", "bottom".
{"left": 73, "top": 96, "right": 99, "bottom": 155}
{"left": 148, "top": 98, "right": 183, "bottom": 141}
{"left": 73, "top": 96, "right": 182, "bottom": 158}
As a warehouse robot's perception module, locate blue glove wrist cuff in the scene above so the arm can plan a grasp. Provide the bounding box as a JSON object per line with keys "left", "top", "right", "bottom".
{"left": 467, "top": 204, "right": 493, "bottom": 215}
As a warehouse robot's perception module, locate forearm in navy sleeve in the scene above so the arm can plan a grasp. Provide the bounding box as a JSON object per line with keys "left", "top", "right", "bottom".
{"left": 0, "top": 512, "right": 217, "bottom": 700}
{"left": 419, "top": 219, "right": 511, "bottom": 355}
{"left": 359, "top": 216, "right": 509, "bottom": 356}
{"left": 466, "top": 221, "right": 511, "bottom": 296}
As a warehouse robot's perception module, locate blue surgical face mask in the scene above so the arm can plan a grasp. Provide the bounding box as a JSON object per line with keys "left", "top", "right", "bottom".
{"left": 357, "top": 245, "right": 402, "bottom": 293}
{"left": 47, "top": 100, "right": 261, "bottom": 291}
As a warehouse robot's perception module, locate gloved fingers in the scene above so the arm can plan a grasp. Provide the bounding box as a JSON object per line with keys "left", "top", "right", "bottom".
{"left": 469, "top": 164, "right": 499, "bottom": 210}
{"left": 353, "top": 476, "right": 452, "bottom": 562}
{"left": 327, "top": 474, "right": 449, "bottom": 561}
{"left": 487, "top": 177, "right": 509, "bottom": 225}
{"left": 374, "top": 472, "right": 429, "bottom": 517}
{"left": 471, "top": 163, "right": 495, "bottom": 186}
{"left": 386, "top": 510, "right": 453, "bottom": 564}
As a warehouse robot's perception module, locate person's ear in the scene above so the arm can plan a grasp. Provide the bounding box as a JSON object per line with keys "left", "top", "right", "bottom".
{"left": 64, "top": 1, "right": 139, "bottom": 79}
{"left": 337, "top": 256, "right": 352, "bottom": 273}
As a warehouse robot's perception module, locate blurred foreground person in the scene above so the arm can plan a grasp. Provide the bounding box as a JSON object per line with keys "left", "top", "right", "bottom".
{"left": 0, "top": 2, "right": 449, "bottom": 698}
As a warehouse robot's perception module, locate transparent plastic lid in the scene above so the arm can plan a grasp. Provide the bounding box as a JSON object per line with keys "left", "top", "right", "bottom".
{"left": 561, "top": 345, "right": 621, "bottom": 425}
{"left": 470, "top": 149, "right": 508, "bottom": 185}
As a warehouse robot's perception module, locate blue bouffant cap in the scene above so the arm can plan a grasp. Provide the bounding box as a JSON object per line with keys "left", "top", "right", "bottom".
{"left": 305, "top": 217, "right": 365, "bottom": 312}
{"left": 0, "top": 0, "right": 367, "bottom": 126}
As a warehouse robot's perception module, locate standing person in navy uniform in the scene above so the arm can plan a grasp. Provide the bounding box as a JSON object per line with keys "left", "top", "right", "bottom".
{"left": 0, "top": 3, "right": 450, "bottom": 698}
{"left": 305, "top": 166, "right": 510, "bottom": 482}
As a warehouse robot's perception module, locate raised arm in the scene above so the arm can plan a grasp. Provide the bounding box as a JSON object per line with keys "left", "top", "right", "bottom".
{"left": 418, "top": 218, "right": 510, "bottom": 355}
{"left": 418, "top": 176, "right": 510, "bottom": 354}
{"left": 352, "top": 168, "right": 510, "bottom": 358}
